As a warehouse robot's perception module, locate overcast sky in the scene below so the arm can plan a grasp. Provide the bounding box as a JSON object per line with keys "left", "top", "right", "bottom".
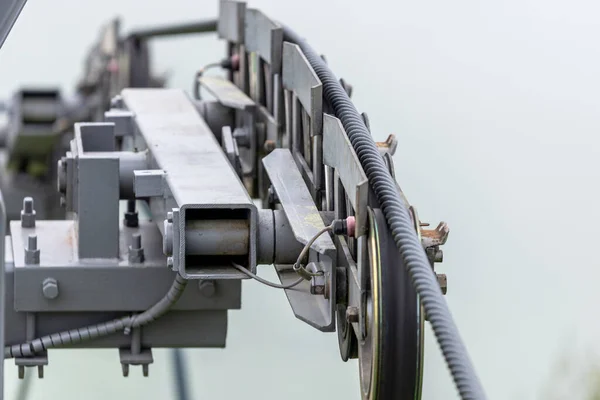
{"left": 1, "top": 0, "right": 600, "bottom": 399}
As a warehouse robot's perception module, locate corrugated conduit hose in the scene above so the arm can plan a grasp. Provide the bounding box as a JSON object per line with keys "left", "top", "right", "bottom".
{"left": 282, "top": 26, "right": 487, "bottom": 400}
{"left": 5, "top": 274, "right": 187, "bottom": 358}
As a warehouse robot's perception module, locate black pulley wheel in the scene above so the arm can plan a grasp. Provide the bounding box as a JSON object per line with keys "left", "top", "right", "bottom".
{"left": 358, "top": 208, "right": 424, "bottom": 399}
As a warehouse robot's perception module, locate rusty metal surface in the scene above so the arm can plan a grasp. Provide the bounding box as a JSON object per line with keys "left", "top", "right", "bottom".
{"left": 244, "top": 8, "right": 283, "bottom": 73}
{"left": 375, "top": 134, "right": 398, "bottom": 156}
{"left": 420, "top": 222, "right": 449, "bottom": 249}
{"left": 10, "top": 220, "right": 242, "bottom": 312}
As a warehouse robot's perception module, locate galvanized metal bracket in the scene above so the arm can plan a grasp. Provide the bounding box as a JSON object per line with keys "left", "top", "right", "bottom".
{"left": 322, "top": 114, "right": 368, "bottom": 238}
{"left": 282, "top": 42, "right": 323, "bottom": 137}
{"left": 198, "top": 76, "right": 254, "bottom": 111}
{"left": 244, "top": 8, "right": 283, "bottom": 75}
{"left": 263, "top": 149, "right": 336, "bottom": 331}
{"left": 218, "top": 0, "right": 246, "bottom": 44}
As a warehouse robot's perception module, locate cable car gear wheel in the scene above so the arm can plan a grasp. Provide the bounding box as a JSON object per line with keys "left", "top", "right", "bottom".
{"left": 357, "top": 208, "right": 423, "bottom": 400}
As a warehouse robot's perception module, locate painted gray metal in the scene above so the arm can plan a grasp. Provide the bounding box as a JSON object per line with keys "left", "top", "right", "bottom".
{"left": 282, "top": 42, "right": 323, "bottom": 135}
{"left": 322, "top": 114, "right": 368, "bottom": 237}
{"left": 121, "top": 89, "right": 257, "bottom": 278}
{"left": 217, "top": 0, "right": 246, "bottom": 44}
{"left": 244, "top": 8, "right": 283, "bottom": 74}
{"left": 10, "top": 221, "right": 241, "bottom": 312}
{"left": 262, "top": 149, "right": 334, "bottom": 255}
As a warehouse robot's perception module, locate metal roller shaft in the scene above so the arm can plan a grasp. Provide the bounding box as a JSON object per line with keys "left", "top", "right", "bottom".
{"left": 185, "top": 220, "right": 249, "bottom": 256}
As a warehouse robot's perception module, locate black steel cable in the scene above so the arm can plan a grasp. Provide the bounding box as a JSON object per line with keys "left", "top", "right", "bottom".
{"left": 282, "top": 26, "right": 487, "bottom": 400}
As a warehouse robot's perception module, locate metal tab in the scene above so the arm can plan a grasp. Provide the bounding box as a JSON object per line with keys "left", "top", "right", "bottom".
{"left": 262, "top": 149, "right": 334, "bottom": 255}
{"left": 322, "top": 114, "right": 368, "bottom": 237}
{"left": 134, "top": 170, "right": 166, "bottom": 197}
{"left": 198, "top": 76, "right": 255, "bottom": 111}
{"left": 275, "top": 264, "right": 335, "bottom": 332}
{"left": 218, "top": 0, "right": 246, "bottom": 44}
{"left": 282, "top": 43, "right": 323, "bottom": 135}
{"left": 244, "top": 8, "right": 283, "bottom": 74}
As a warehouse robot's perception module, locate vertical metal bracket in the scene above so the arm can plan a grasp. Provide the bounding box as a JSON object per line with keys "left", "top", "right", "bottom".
{"left": 322, "top": 114, "right": 368, "bottom": 238}
{"left": 218, "top": 0, "right": 246, "bottom": 44}
{"left": 263, "top": 149, "right": 336, "bottom": 331}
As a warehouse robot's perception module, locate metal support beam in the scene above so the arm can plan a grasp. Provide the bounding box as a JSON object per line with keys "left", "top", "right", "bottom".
{"left": 121, "top": 89, "right": 257, "bottom": 279}
{"left": 0, "top": 0, "right": 27, "bottom": 50}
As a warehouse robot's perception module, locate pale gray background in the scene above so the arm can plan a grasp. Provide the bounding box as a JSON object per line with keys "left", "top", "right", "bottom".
{"left": 1, "top": 0, "right": 599, "bottom": 399}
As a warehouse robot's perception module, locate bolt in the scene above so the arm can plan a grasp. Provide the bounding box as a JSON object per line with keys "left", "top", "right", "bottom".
{"left": 167, "top": 256, "right": 174, "bottom": 269}
{"left": 346, "top": 306, "right": 359, "bottom": 324}
{"left": 38, "top": 365, "right": 44, "bottom": 378}
{"left": 123, "top": 200, "right": 138, "bottom": 228}
{"left": 25, "top": 234, "right": 40, "bottom": 265}
{"left": 28, "top": 235, "right": 37, "bottom": 250}
{"left": 128, "top": 233, "right": 145, "bottom": 263}
{"left": 122, "top": 363, "right": 130, "bottom": 377}
{"left": 311, "top": 283, "right": 324, "bottom": 295}
{"left": 20, "top": 197, "right": 36, "bottom": 228}
{"left": 434, "top": 249, "right": 444, "bottom": 263}
{"left": 437, "top": 273, "right": 447, "bottom": 295}
{"left": 267, "top": 186, "right": 279, "bottom": 207}
{"left": 42, "top": 278, "right": 59, "bottom": 299}
{"left": 198, "top": 280, "right": 216, "bottom": 297}
{"left": 18, "top": 365, "right": 24, "bottom": 379}
{"left": 131, "top": 233, "right": 142, "bottom": 250}
{"left": 263, "top": 140, "right": 276, "bottom": 153}
{"left": 167, "top": 212, "right": 173, "bottom": 223}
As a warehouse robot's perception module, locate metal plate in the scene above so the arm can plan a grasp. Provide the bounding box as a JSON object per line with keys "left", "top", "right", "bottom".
{"left": 218, "top": 0, "right": 246, "bottom": 44}
{"left": 282, "top": 43, "right": 323, "bottom": 135}
{"left": 198, "top": 76, "right": 255, "bottom": 111}
{"left": 262, "top": 149, "right": 334, "bottom": 255}
{"left": 11, "top": 220, "right": 242, "bottom": 312}
{"left": 275, "top": 264, "right": 334, "bottom": 332}
{"left": 244, "top": 8, "right": 283, "bottom": 74}
{"left": 323, "top": 114, "right": 368, "bottom": 237}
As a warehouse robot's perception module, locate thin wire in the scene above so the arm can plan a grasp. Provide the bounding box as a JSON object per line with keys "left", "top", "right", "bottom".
{"left": 193, "top": 62, "right": 222, "bottom": 100}
{"left": 232, "top": 223, "right": 335, "bottom": 289}
{"left": 293, "top": 226, "right": 332, "bottom": 278}
{"left": 232, "top": 262, "right": 304, "bottom": 289}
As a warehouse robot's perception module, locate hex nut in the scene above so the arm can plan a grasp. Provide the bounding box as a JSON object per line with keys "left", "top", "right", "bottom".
{"left": 346, "top": 306, "right": 359, "bottom": 323}
{"left": 42, "top": 278, "right": 59, "bottom": 300}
